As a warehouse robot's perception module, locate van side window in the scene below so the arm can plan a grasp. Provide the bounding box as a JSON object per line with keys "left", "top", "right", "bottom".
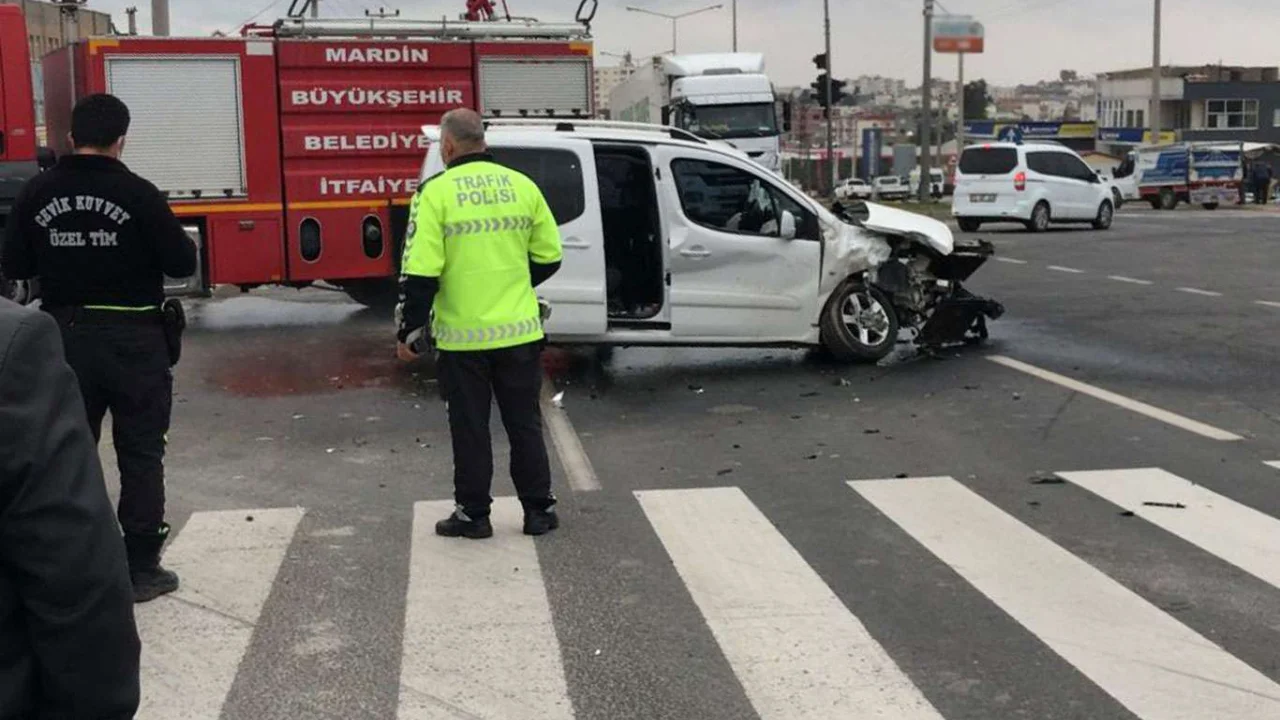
{"left": 672, "top": 159, "right": 817, "bottom": 240}
{"left": 488, "top": 147, "right": 586, "bottom": 224}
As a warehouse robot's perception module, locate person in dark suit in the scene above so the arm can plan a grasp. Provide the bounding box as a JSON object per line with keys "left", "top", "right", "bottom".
{"left": 0, "top": 298, "right": 141, "bottom": 719}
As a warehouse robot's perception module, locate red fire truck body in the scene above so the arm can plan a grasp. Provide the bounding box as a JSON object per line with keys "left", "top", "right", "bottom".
{"left": 41, "top": 15, "right": 594, "bottom": 302}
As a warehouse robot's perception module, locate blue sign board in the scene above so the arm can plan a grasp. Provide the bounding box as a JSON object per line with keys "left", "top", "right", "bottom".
{"left": 860, "top": 128, "right": 883, "bottom": 180}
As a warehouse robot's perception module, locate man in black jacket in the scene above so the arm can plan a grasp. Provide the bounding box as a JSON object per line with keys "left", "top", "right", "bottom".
{"left": 0, "top": 93, "right": 196, "bottom": 602}
{"left": 0, "top": 298, "right": 141, "bottom": 719}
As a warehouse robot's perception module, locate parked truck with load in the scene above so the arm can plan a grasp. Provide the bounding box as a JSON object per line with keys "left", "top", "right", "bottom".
{"left": 9, "top": 1, "right": 597, "bottom": 306}
{"left": 1117, "top": 141, "right": 1275, "bottom": 210}
{"left": 609, "top": 52, "right": 787, "bottom": 172}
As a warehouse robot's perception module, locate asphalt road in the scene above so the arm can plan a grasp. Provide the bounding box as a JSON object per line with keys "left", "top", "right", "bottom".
{"left": 102, "top": 207, "right": 1280, "bottom": 720}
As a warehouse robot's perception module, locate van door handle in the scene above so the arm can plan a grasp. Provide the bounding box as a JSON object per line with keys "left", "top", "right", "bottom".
{"left": 681, "top": 247, "right": 712, "bottom": 258}
{"left": 562, "top": 238, "right": 591, "bottom": 250}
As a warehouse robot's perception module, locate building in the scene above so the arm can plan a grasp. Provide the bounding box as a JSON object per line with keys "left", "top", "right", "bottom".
{"left": 593, "top": 59, "right": 636, "bottom": 117}
{"left": 1095, "top": 64, "right": 1280, "bottom": 154}
{"left": 1, "top": 0, "right": 115, "bottom": 63}
{"left": 1182, "top": 68, "right": 1280, "bottom": 144}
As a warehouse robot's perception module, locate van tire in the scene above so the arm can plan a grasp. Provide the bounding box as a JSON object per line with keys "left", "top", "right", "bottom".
{"left": 957, "top": 218, "right": 981, "bottom": 233}
{"left": 1026, "top": 202, "right": 1050, "bottom": 233}
{"left": 819, "top": 280, "right": 899, "bottom": 363}
{"left": 1092, "top": 200, "right": 1114, "bottom": 230}
{"left": 1159, "top": 188, "right": 1178, "bottom": 210}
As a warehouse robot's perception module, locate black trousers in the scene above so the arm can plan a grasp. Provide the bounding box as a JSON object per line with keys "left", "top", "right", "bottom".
{"left": 437, "top": 341, "right": 554, "bottom": 519}
{"left": 54, "top": 317, "right": 172, "bottom": 536}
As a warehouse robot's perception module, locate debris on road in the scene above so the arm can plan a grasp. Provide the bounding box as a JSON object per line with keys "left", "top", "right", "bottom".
{"left": 1031, "top": 476, "right": 1065, "bottom": 485}
{"left": 835, "top": 378, "right": 852, "bottom": 387}
{"left": 1142, "top": 501, "right": 1187, "bottom": 509}
{"left": 864, "top": 429, "right": 881, "bottom": 435}
{"left": 551, "top": 391, "right": 565, "bottom": 409}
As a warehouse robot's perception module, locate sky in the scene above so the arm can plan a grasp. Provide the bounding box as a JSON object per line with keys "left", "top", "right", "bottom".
{"left": 87, "top": 0, "right": 1280, "bottom": 87}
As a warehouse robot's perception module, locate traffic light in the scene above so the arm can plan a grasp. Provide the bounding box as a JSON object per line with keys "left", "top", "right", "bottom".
{"left": 810, "top": 74, "right": 849, "bottom": 109}
{"left": 813, "top": 53, "right": 828, "bottom": 70}
{"left": 830, "top": 78, "right": 848, "bottom": 105}
{"left": 811, "top": 73, "right": 830, "bottom": 107}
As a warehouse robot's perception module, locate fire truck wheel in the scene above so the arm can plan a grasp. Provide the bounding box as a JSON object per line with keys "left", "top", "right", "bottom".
{"left": 342, "top": 279, "right": 399, "bottom": 310}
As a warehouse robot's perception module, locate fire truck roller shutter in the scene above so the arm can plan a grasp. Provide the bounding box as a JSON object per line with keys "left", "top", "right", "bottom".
{"left": 105, "top": 57, "right": 248, "bottom": 200}
{"left": 478, "top": 57, "right": 592, "bottom": 118}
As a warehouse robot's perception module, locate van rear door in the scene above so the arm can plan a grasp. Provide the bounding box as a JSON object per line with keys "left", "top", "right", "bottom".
{"left": 956, "top": 146, "right": 1019, "bottom": 199}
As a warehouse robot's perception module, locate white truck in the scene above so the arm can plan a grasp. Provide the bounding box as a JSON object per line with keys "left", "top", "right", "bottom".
{"left": 609, "top": 52, "right": 785, "bottom": 172}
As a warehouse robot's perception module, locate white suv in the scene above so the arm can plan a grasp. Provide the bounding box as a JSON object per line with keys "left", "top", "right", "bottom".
{"left": 952, "top": 142, "right": 1114, "bottom": 233}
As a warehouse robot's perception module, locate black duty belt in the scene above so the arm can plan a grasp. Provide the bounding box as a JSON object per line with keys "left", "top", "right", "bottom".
{"left": 43, "top": 305, "right": 165, "bottom": 326}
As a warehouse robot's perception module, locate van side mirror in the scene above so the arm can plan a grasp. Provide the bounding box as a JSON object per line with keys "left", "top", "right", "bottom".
{"left": 779, "top": 210, "right": 797, "bottom": 240}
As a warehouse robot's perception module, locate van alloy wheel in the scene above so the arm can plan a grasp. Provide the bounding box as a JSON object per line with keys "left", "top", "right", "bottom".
{"left": 819, "top": 281, "right": 899, "bottom": 363}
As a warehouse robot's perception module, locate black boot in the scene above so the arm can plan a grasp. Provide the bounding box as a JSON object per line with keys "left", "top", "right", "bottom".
{"left": 435, "top": 509, "right": 494, "bottom": 539}
{"left": 523, "top": 508, "right": 560, "bottom": 536}
{"left": 124, "top": 525, "right": 180, "bottom": 603}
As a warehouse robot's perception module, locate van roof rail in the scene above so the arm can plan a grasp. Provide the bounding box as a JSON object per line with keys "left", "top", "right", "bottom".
{"left": 481, "top": 118, "right": 709, "bottom": 145}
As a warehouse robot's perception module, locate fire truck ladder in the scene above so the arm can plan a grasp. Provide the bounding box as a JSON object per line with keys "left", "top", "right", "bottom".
{"left": 275, "top": 0, "right": 596, "bottom": 37}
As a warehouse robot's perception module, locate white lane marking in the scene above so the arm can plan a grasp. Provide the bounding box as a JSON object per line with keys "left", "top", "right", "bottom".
{"left": 541, "top": 380, "right": 601, "bottom": 492}
{"left": 399, "top": 499, "right": 572, "bottom": 720}
{"left": 996, "top": 257, "right": 1029, "bottom": 265}
{"left": 850, "top": 477, "right": 1280, "bottom": 720}
{"left": 1047, "top": 265, "right": 1085, "bottom": 274}
{"left": 636, "top": 487, "right": 943, "bottom": 720}
{"left": 1266, "top": 461, "right": 1280, "bottom": 471}
{"left": 988, "top": 355, "right": 1243, "bottom": 442}
{"left": 136, "top": 508, "right": 305, "bottom": 720}
{"left": 1255, "top": 300, "right": 1280, "bottom": 309}
{"left": 1178, "top": 287, "right": 1224, "bottom": 297}
{"left": 1108, "top": 275, "right": 1154, "bottom": 286}
{"left": 1060, "top": 468, "right": 1280, "bottom": 590}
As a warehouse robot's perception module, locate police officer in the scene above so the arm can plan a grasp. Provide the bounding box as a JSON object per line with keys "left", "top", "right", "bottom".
{"left": 397, "top": 108, "right": 563, "bottom": 539}
{"left": 0, "top": 93, "right": 196, "bottom": 602}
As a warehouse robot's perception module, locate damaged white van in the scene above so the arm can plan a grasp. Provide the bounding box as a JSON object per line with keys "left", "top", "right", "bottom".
{"left": 416, "top": 119, "right": 1003, "bottom": 363}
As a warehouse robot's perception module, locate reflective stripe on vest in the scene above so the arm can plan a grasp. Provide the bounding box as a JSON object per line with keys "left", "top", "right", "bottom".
{"left": 432, "top": 316, "right": 542, "bottom": 346}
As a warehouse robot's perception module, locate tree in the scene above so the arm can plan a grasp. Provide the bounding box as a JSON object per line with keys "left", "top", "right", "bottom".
{"left": 1059, "top": 69, "right": 1079, "bottom": 83}
{"left": 963, "top": 79, "right": 992, "bottom": 120}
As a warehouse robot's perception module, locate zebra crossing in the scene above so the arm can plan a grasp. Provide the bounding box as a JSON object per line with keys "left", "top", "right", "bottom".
{"left": 134, "top": 463, "right": 1280, "bottom": 720}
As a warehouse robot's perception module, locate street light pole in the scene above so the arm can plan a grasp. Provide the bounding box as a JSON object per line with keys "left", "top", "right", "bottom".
{"left": 1150, "top": 0, "right": 1161, "bottom": 145}
{"left": 920, "top": 0, "right": 935, "bottom": 202}
{"left": 824, "top": 0, "right": 835, "bottom": 191}
{"left": 626, "top": 5, "right": 724, "bottom": 55}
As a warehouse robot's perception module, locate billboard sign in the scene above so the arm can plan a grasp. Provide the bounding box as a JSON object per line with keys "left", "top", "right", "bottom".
{"left": 933, "top": 15, "right": 984, "bottom": 53}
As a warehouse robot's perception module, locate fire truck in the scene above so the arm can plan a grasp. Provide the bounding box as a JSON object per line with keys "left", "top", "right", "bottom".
{"left": 37, "top": 1, "right": 597, "bottom": 306}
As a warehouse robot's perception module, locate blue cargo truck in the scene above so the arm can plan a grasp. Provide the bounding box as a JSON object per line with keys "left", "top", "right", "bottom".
{"left": 1122, "top": 141, "right": 1272, "bottom": 210}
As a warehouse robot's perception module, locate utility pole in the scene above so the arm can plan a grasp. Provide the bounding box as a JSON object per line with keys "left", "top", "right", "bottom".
{"left": 732, "top": 0, "right": 737, "bottom": 51}
{"left": 824, "top": 0, "right": 834, "bottom": 192}
{"left": 957, "top": 53, "right": 965, "bottom": 154}
{"left": 1150, "top": 0, "right": 1161, "bottom": 145}
{"left": 920, "top": 0, "right": 934, "bottom": 202}
{"left": 151, "top": 0, "right": 170, "bottom": 35}
{"left": 125, "top": 7, "right": 138, "bottom": 35}
{"left": 311, "top": 0, "right": 320, "bottom": 19}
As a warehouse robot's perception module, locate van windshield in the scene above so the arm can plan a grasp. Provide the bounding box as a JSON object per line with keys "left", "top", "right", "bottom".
{"left": 960, "top": 148, "right": 1019, "bottom": 175}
